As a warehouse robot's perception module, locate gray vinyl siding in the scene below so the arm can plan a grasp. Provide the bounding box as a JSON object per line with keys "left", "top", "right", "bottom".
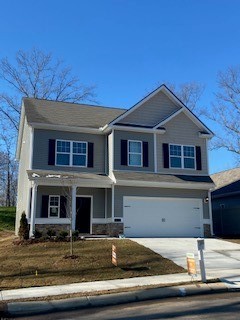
{"left": 114, "top": 186, "right": 209, "bottom": 219}
{"left": 77, "top": 187, "right": 105, "bottom": 218}
{"left": 157, "top": 112, "right": 208, "bottom": 174}
{"left": 36, "top": 186, "right": 105, "bottom": 219}
{"left": 107, "top": 188, "right": 112, "bottom": 218}
{"left": 119, "top": 91, "right": 180, "bottom": 126}
{"left": 32, "top": 129, "right": 105, "bottom": 173}
{"left": 114, "top": 130, "right": 154, "bottom": 172}
{"left": 16, "top": 119, "right": 32, "bottom": 233}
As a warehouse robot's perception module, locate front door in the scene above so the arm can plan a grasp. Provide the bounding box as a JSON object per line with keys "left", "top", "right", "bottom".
{"left": 76, "top": 197, "right": 91, "bottom": 233}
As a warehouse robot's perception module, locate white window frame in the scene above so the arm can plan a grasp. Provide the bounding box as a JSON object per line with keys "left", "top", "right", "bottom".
{"left": 48, "top": 195, "right": 60, "bottom": 218}
{"left": 169, "top": 144, "right": 196, "bottom": 170}
{"left": 128, "top": 140, "right": 143, "bottom": 167}
{"left": 56, "top": 139, "right": 88, "bottom": 167}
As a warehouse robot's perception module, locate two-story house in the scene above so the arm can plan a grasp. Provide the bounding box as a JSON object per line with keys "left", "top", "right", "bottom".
{"left": 16, "top": 85, "right": 214, "bottom": 238}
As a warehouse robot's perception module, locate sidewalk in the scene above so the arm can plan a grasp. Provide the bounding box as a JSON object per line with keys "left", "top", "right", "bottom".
{"left": 1, "top": 272, "right": 239, "bottom": 317}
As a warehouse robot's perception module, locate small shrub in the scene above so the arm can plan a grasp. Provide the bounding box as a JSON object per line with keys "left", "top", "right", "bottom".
{"left": 72, "top": 230, "right": 79, "bottom": 241}
{"left": 18, "top": 212, "right": 29, "bottom": 240}
{"left": 59, "top": 230, "right": 68, "bottom": 239}
{"left": 47, "top": 229, "right": 56, "bottom": 238}
{"left": 33, "top": 229, "right": 42, "bottom": 239}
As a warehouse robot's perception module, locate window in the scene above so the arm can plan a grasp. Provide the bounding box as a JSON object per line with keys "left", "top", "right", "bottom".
{"left": 169, "top": 144, "right": 195, "bottom": 169}
{"left": 56, "top": 140, "right": 87, "bottom": 167}
{"left": 72, "top": 142, "right": 87, "bottom": 166}
{"left": 48, "top": 195, "right": 60, "bottom": 218}
{"left": 56, "top": 140, "right": 70, "bottom": 165}
{"left": 128, "top": 140, "right": 142, "bottom": 166}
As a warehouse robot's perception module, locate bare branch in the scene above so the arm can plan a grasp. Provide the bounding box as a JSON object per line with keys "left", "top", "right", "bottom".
{"left": 0, "top": 48, "right": 97, "bottom": 132}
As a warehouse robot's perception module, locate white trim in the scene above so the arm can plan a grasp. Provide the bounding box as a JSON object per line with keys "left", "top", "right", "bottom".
{"left": 29, "top": 127, "right": 34, "bottom": 170}
{"left": 169, "top": 144, "right": 196, "bottom": 170}
{"left": 206, "top": 139, "right": 210, "bottom": 175}
{"left": 26, "top": 185, "right": 32, "bottom": 219}
{"left": 154, "top": 106, "right": 213, "bottom": 136}
{"left": 199, "top": 132, "right": 213, "bottom": 139}
{"left": 108, "top": 85, "right": 213, "bottom": 136}
{"left": 153, "top": 108, "right": 183, "bottom": 129}
{"left": 109, "top": 85, "right": 172, "bottom": 125}
{"left": 105, "top": 125, "right": 166, "bottom": 134}
{"left": 35, "top": 218, "right": 70, "bottom": 224}
{"left": 29, "top": 182, "right": 38, "bottom": 237}
{"left": 29, "top": 122, "right": 104, "bottom": 134}
{"left": 154, "top": 133, "right": 157, "bottom": 172}
{"left": 55, "top": 139, "right": 88, "bottom": 168}
{"left": 76, "top": 195, "right": 93, "bottom": 234}
{"left": 128, "top": 140, "right": 143, "bottom": 167}
{"left": 116, "top": 179, "right": 214, "bottom": 190}
{"left": 71, "top": 186, "right": 77, "bottom": 230}
{"left": 92, "top": 218, "right": 107, "bottom": 224}
{"left": 48, "top": 195, "right": 60, "bottom": 218}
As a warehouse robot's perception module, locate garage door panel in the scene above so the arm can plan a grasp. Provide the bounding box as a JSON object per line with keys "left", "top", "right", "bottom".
{"left": 123, "top": 197, "right": 202, "bottom": 237}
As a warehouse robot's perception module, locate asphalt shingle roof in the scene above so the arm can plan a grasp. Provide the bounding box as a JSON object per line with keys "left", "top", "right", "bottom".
{"left": 114, "top": 171, "right": 214, "bottom": 184}
{"left": 23, "top": 98, "right": 125, "bottom": 128}
{"left": 211, "top": 168, "right": 240, "bottom": 190}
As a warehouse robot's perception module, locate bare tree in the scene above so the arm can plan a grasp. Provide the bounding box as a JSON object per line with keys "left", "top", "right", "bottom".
{"left": 0, "top": 134, "right": 18, "bottom": 206}
{"left": 0, "top": 48, "right": 97, "bottom": 131}
{"left": 204, "top": 66, "right": 240, "bottom": 158}
{"left": 166, "top": 82, "right": 205, "bottom": 116}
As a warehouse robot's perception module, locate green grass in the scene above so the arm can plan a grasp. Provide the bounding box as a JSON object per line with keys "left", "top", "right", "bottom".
{"left": 0, "top": 207, "right": 16, "bottom": 231}
{"left": 0, "top": 238, "right": 185, "bottom": 290}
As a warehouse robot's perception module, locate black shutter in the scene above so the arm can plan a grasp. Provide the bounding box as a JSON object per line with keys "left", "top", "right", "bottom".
{"left": 48, "top": 139, "right": 56, "bottom": 165}
{"left": 196, "top": 146, "right": 202, "bottom": 171}
{"left": 60, "top": 196, "right": 67, "bottom": 218}
{"left": 163, "top": 143, "right": 169, "bottom": 168}
{"left": 87, "top": 142, "right": 94, "bottom": 168}
{"left": 41, "top": 195, "right": 49, "bottom": 218}
{"left": 121, "top": 140, "right": 128, "bottom": 166}
{"left": 142, "top": 141, "right": 149, "bottom": 167}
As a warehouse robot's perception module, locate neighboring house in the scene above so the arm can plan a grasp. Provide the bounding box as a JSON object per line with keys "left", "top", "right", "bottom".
{"left": 16, "top": 85, "right": 214, "bottom": 238}
{"left": 211, "top": 168, "right": 240, "bottom": 236}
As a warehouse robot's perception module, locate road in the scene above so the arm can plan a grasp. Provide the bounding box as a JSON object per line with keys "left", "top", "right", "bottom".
{"left": 16, "top": 292, "right": 240, "bottom": 320}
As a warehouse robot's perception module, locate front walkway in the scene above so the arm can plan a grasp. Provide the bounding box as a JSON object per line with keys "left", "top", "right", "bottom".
{"left": 132, "top": 238, "right": 240, "bottom": 279}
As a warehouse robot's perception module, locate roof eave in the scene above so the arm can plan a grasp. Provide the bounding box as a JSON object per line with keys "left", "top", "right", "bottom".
{"left": 29, "top": 122, "right": 104, "bottom": 134}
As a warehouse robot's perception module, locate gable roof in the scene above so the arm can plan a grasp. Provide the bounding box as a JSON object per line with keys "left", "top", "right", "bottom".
{"left": 23, "top": 98, "right": 125, "bottom": 129}
{"left": 211, "top": 168, "right": 240, "bottom": 191}
{"left": 108, "top": 84, "right": 213, "bottom": 135}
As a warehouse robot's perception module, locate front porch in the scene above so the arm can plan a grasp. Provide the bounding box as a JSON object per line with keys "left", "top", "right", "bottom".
{"left": 27, "top": 170, "right": 122, "bottom": 237}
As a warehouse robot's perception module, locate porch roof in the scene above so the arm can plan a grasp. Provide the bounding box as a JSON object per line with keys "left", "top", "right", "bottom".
{"left": 113, "top": 171, "right": 214, "bottom": 190}
{"left": 27, "top": 169, "right": 114, "bottom": 188}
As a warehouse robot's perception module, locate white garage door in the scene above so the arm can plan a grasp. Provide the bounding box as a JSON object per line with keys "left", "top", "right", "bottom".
{"left": 123, "top": 197, "right": 203, "bottom": 237}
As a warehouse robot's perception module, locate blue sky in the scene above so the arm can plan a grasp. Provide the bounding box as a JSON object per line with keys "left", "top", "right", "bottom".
{"left": 1, "top": 0, "right": 240, "bottom": 173}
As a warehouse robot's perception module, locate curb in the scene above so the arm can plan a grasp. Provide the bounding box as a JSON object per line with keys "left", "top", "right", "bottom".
{"left": 3, "top": 282, "right": 228, "bottom": 317}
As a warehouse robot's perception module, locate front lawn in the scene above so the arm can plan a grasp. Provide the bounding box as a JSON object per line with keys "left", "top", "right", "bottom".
{"left": 0, "top": 238, "right": 185, "bottom": 290}
{"left": 0, "top": 207, "right": 16, "bottom": 232}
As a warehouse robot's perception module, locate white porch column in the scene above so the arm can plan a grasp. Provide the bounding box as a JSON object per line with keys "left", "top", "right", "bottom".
{"left": 29, "top": 182, "right": 38, "bottom": 237}
{"left": 71, "top": 185, "right": 77, "bottom": 230}
{"left": 111, "top": 184, "right": 115, "bottom": 222}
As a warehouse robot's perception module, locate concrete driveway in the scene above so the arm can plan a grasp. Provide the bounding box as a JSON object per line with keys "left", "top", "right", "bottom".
{"left": 132, "top": 238, "right": 240, "bottom": 281}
